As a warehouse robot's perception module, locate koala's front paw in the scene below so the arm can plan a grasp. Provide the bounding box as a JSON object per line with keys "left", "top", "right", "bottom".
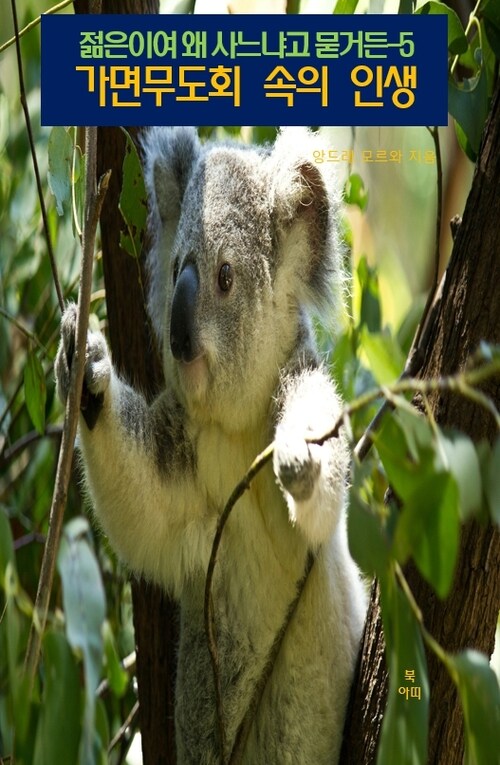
{"left": 55, "top": 304, "right": 111, "bottom": 428}
{"left": 273, "top": 429, "right": 321, "bottom": 503}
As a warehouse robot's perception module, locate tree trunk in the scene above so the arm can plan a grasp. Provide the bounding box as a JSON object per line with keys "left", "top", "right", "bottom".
{"left": 342, "top": 82, "right": 500, "bottom": 764}
{"left": 74, "top": 2, "right": 178, "bottom": 764}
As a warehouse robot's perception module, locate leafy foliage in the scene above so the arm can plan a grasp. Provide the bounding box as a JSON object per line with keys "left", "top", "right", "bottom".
{"left": 0, "top": 1, "right": 499, "bottom": 765}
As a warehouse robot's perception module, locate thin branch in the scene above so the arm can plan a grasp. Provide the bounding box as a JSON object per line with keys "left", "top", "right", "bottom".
{"left": 394, "top": 563, "right": 448, "bottom": 666}
{"left": 0, "top": 307, "right": 48, "bottom": 355}
{"left": 9, "top": 0, "right": 64, "bottom": 313}
{"left": 426, "top": 125, "right": 443, "bottom": 297}
{"left": 0, "top": 424, "right": 62, "bottom": 466}
{"left": 108, "top": 700, "right": 140, "bottom": 754}
{"left": 0, "top": 0, "right": 74, "bottom": 54}
{"left": 24, "top": 123, "right": 110, "bottom": 682}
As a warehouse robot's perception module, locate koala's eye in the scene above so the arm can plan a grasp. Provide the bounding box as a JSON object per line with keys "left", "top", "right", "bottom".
{"left": 218, "top": 263, "right": 233, "bottom": 293}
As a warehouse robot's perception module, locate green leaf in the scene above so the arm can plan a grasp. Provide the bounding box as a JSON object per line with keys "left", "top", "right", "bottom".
{"left": 484, "top": 17, "right": 500, "bottom": 58}
{"left": 333, "top": 0, "right": 359, "bottom": 12}
{"left": 482, "top": 0, "right": 500, "bottom": 29}
{"left": 445, "top": 649, "right": 500, "bottom": 765}
{"left": 361, "top": 327, "right": 405, "bottom": 385}
{"left": 0, "top": 509, "right": 15, "bottom": 589}
{"left": 416, "top": 1, "right": 468, "bottom": 54}
{"left": 71, "top": 138, "right": 85, "bottom": 238}
{"left": 375, "top": 409, "right": 435, "bottom": 504}
{"left": 398, "top": 0, "right": 414, "bottom": 13}
{"left": 24, "top": 350, "right": 46, "bottom": 436}
{"left": 486, "top": 437, "right": 500, "bottom": 526}
{"left": 34, "top": 631, "right": 81, "bottom": 765}
{"left": 378, "top": 579, "right": 429, "bottom": 765}
{"left": 58, "top": 517, "right": 106, "bottom": 765}
{"left": 448, "top": 60, "right": 489, "bottom": 161}
{"left": 119, "top": 132, "right": 147, "bottom": 259}
{"left": 344, "top": 173, "right": 369, "bottom": 210}
{"left": 47, "top": 126, "right": 73, "bottom": 216}
{"left": 437, "top": 431, "right": 482, "bottom": 521}
{"left": 395, "top": 472, "right": 460, "bottom": 599}
{"left": 103, "top": 621, "right": 128, "bottom": 698}
{"left": 348, "top": 487, "right": 390, "bottom": 578}
{"left": 357, "top": 256, "right": 381, "bottom": 333}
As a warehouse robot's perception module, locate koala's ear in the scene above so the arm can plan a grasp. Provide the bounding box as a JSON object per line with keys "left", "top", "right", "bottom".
{"left": 141, "top": 126, "right": 200, "bottom": 224}
{"left": 268, "top": 129, "right": 342, "bottom": 315}
{"left": 140, "top": 127, "right": 201, "bottom": 348}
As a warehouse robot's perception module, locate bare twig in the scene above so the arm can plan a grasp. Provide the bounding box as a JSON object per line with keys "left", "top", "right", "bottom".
{"left": 24, "top": 124, "right": 110, "bottom": 681}
{"left": 9, "top": 0, "right": 64, "bottom": 313}
{"left": 0, "top": 424, "right": 62, "bottom": 466}
{"left": 0, "top": 0, "right": 74, "bottom": 54}
{"left": 0, "top": 307, "right": 48, "bottom": 355}
{"left": 108, "top": 700, "right": 140, "bottom": 754}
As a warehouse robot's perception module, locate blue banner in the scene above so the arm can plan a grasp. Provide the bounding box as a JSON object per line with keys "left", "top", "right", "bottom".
{"left": 41, "top": 14, "right": 447, "bottom": 127}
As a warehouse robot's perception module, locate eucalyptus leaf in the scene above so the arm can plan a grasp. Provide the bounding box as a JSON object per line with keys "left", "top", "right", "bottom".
{"left": 103, "top": 620, "right": 128, "bottom": 698}
{"left": 333, "top": 0, "right": 360, "bottom": 12}
{"left": 448, "top": 61, "right": 489, "bottom": 161}
{"left": 361, "top": 327, "right": 405, "bottom": 385}
{"left": 395, "top": 472, "right": 460, "bottom": 599}
{"left": 345, "top": 173, "right": 369, "bottom": 211}
{"left": 47, "top": 126, "right": 73, "bottom": 216}
{"left": 348, "top": 487, "right": 390, "bottom": 578}
{"left": 357, "top": 255, "right": 381, "bottom": 333}
{"left": 445, "top": 649, "right": 500, "bottom": 765}
{"left": 0, "top": 509, "right": 15, "bottom": 588}
{"left": 34, "top": 631, "right": 81, "bottom": 765}
{"left": 58, "top": 517, "right": 106, "bottom": 765}
{"left": 24, "top": 350, "right": 46, "bottom": 436}
{"left": 119, "top": 132, "right": 147, "bottom": 259}
{"left": 378, "top": 579, "right": 429, "bottom": 765}
{"left": 437, "top": 431, "right": 482, "bottom": 521}
{"left": 415, "top": 1, "right": 467, "bottom": 54}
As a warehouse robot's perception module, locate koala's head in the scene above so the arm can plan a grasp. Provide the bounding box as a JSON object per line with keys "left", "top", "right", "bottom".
{"left": 141, "top": 127, "right": 342, "bottom": 430}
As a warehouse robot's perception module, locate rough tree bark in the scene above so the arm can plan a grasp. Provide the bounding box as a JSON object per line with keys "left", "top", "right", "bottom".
{"left": 341, "top": 82, "right": 500, "bottom": 764}
{"left": 73, "top": 2, "right": 178, "bottom": 764}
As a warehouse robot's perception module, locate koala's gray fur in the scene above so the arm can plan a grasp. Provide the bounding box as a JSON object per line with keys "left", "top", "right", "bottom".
{"left": 55, "top": 127, "right": 367, "bottom": 764}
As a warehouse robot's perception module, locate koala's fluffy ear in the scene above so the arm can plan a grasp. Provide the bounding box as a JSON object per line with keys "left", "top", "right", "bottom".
{"left": 267, "top": 128, "right": 343, "bottom": 317}
{"left": 142, "top": 126, "right": 200, "bottom": 223}
{"left": 141, "top": 127, "right": 201, "bottom": 346}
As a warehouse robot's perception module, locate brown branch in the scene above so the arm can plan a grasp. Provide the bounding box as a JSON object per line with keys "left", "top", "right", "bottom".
{"left": 108, "top": 700, "right": 140, "bottom": 754}
{"left": 24, "top": 124, "right": 110, "bottom": 681}
{"left": 0, "top": 425, "right": 62, "bottom": 467}
{"left": 9, "top": 0, "right": 64, "bottom": 313}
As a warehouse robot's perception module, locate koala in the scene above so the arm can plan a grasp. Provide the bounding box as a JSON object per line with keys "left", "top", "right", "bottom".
{"left": 55, "top": 127, "right": 367, "bottom": 764}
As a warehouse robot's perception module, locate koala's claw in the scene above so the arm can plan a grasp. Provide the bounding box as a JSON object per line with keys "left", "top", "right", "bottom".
{"left": 273, "top": 433, "right": 321, "bottom": 503}
{"left": 55, "top": 304, "right": 111, "bottom": 429}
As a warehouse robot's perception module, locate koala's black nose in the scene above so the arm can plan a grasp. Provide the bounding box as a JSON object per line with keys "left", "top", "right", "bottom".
{"left": 170, "top": 263, "right": 200, "bottom": 363}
